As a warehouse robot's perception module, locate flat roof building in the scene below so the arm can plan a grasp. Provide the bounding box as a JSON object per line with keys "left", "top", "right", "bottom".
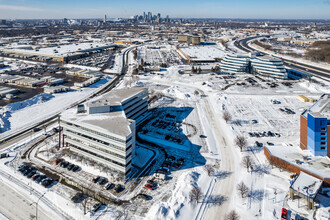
{"left": 300, "top": 94, "right": 330, "bottom": 157}
{"left": 60, "top": 87, "right": 148, "bottom": 178}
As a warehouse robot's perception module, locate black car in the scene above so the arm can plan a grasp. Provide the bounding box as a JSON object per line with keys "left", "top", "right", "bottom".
{"left": 67, "top": 163, "right": 74, "bottom": 171}
{"left": 35, "top": 175, "right": 47, "bottom": 184}
{"left": 61, "top": 161, "right": 69, "bottom": 168}
{"left": 41, "top": 178, "right": 53, "bottom": 187}
{"left": 92, "top": 176, "right": 100, "bottom": 183}
{"left": 72, "top": 165, "right": 80, "bottom": 172}
{"left": 98, "top": 177, "right": 108, "bottom": 185}
{"left": 147, "top": 180, "right": 157, "bottom": 187}
{"left": 27, "top": 170, "right": 37, "bottom": 178}
{"left": 115, "top": 185, "right": 125, "bottom": 193}
{"left": 104, "top": 183, "right": 115, "bottom": 190}
{"left": 92, "top": 203, "right": 102, "bottom": 213}
{"left": 138, "top": 193, "right": 152, "bottom": 201}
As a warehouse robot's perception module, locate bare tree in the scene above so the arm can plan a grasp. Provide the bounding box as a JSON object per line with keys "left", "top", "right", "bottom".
{"left": 235, "top": 136, "right": 247, "bottom": 152}
{"left": 237, "top": 181, "right": 249, "bottom": 198}
{"left": 194, "top": 90, "right": 199, "bottom": 96}
{"left": 226, "top": 210, "right": 240, "bottom": 220}
{"left": 204, "top": 164, "right": 215, "bottom": 176}
{"left": 189, "top": 186, "right": 203, "bottom": 204}
{"left": 223, "top": 111, "right": 232, "bottom": 123}
{"left": 241, "top": 156, "right": 254, "bottom": 172}
{"left": 81, "top": 196, "right": 91, "bottom": 215}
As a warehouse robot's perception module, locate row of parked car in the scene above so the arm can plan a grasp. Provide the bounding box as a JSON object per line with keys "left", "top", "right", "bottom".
{"left": 18, "top": 164, "right": 54, "bottom": 187}
{"left": 279, "top": 108, "right": 296, "bottom": 114}
{"left": 249, "top": 131, "right": 280, "bottom": 138}
{"left": 91, "top": 176, "right": 125, "bottom": 193}
{"left": 55, "top": 158, "right": 80, "bottom": 172}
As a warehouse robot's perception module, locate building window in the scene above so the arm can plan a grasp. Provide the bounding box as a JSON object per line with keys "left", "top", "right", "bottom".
{"left": 321, "top": 132, "right": 326, "bottom": 136}
{"left": 321, "top": 137, "right": 326, "bottom": 141}
{"left": 321, "top": 128, "right": 326, "bottom": 131}
{"left": 321, "top": 146, "right": 326, "bottom": 150}
{"left": 321, "top": 142, "right": 326, "bottom": 145}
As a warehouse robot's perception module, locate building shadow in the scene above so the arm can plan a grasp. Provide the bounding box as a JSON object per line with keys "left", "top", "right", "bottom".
{"left": 135, "top": 106, "right": 206, "bottom": 178}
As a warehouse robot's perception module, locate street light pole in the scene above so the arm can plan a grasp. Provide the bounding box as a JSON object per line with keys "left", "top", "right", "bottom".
{"left": 36, "top": 192, "right": 46, "bottom": 220}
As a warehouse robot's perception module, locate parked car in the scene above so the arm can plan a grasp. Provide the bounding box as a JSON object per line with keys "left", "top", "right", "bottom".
{"left": 144, "top": 184, "right": 155, "bottom": 190}
{"left": 115, "top": 185, "right": 125, "bottom": 193}
{"left": 138, "top": 193, "right": 152, "bottom": 201}
{"left": 98, "top": 177, "right": 108, "bottom": 185}
{"left": 92, "top": 203, "right": 102, "bottom": 213}
{"left": 281, "top": 208, "right": 287, "bottom": 220}
{"left": 27, "top": 170, "right": 37, "bottom": 178}
{"left": 55, "top": 158, "right": 63, "bottom": 165}
{"left": 104, "top": 183, "right": 115, "bottom": 190}
{"left": 147, "top": 180, "right": 157, "bottom": 187}
{"left": 67, "top": 163, "right": 74, "bottom": 171}
{"left": 72, "top": 165, "right": 80, "bottom": 172}
{"left": 92, "top": 176, "right": 100, "bottom": 183}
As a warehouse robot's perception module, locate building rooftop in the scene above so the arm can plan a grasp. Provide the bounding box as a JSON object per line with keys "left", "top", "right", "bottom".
{"left": 61, "top": 108, "right": 133, "bottom": 137}
{"left": 61, "top": 87, "right": 147, "bottom": 137}
{"left": 266, "top": 146, "right": 330, "bottom": 180}
{"left": 303, "top": 94, "right": 330, "bottom": 119}
{"left": 291, "top": 172, "right": 323, "bottom": 199}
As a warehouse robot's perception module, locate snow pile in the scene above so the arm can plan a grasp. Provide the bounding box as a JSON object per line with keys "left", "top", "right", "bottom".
{"left": 163, "top": 86, "right": 191, "bottom": 100}
{"left": 146, "top": 171, "right": 199, "bottom": 220}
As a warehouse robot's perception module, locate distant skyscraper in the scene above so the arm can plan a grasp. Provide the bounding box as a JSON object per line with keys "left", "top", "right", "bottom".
{"left": 104, "top": 14, "right": 107, "bottom": 23}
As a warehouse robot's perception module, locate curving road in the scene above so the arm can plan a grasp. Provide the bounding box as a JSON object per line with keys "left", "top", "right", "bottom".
{"left": 234, "top": 36, "right": 330, "bottom": 81}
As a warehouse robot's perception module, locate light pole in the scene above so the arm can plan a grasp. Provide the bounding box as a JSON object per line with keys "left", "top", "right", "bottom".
{"left": 36, "top": 192, "right": 46, "bottom": 220}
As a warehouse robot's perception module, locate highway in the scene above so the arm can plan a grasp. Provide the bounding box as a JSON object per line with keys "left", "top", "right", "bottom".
{"left": 234, "top": 36, "right": 330, "bottom": 81}
{"left": 0, "top": 46, "right": 134, "bottom": 148}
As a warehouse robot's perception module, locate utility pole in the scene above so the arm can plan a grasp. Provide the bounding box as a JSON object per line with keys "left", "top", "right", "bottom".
{"left": 36, "top": 192, "right": 46, "bottom": 220}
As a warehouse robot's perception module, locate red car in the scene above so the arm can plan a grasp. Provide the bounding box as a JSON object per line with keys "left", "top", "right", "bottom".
{"left": 281, "top": 208, "right": 287, "bottom": 220}
{"left": 55, "top": 158, "right": 63, "bottom": 165}
{"left": 144, "top": 184, "right": 155, "bottom": 190}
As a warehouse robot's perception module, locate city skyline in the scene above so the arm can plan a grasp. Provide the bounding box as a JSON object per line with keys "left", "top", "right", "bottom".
{"left": 0, "top": 0, "right": 330, "bottom": 20}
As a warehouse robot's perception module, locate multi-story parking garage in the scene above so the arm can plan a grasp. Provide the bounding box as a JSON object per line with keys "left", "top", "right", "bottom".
{"left": 60, "top": 87, "right": 148, "bottom": 177}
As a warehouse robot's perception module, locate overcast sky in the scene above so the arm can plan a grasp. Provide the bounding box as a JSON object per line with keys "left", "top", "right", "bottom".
{"left": 0, "top": 0, "right": 329, "bottom": 20}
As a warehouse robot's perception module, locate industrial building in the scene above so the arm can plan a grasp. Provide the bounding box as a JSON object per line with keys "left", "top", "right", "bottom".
{"left": 178, "top": 35, "right": 201, "bottom": 45}
{"left": 300, "top": 94, "right": 329, "bottom": 157}
{"left": 220, "top": 53, "right": 288, "bottom": 79}
{"left": 60, "top": 87, "right": 148, "bottom": 177}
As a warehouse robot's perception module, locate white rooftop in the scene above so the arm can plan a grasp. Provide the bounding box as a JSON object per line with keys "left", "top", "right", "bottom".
{"left": 291, "top": 172, "right": 323, "bottom": 198}
{"left": 304, "top": 94, "right": 330, "bottom": 119}
{"left": 266, "top": 146, "right": 330, "bottom": 180}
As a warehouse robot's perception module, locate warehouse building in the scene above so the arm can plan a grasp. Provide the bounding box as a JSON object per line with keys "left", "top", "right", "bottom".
{"left": 300, "top": 94, "right": 329, "bottom": 157}
{"left": 60, "top": 87, "right": 148, "bottom": 177}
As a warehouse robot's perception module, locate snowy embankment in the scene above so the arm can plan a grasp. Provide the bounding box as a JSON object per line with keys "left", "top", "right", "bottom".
{"left": 0, "top": 76, "right": 113, "bottom": 139}
{"left": 248, "top": 41, "right": 330, "bottom": 70}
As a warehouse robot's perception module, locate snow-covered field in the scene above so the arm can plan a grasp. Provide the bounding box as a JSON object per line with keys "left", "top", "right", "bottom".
{"left": 0, "top": 76, "right": 113, "bottom": 138}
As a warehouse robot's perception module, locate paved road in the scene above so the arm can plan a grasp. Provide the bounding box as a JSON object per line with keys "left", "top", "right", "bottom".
{"left": 0, "top": 180, "right": 51, "bottom": 220}
{"left": 234, "top": 36, "right": 330, "bottom": 81}
{"left": 148, "top": 79, "right": 237, "bottom": 219}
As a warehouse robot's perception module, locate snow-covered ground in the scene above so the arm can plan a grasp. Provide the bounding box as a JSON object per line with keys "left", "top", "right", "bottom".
{"left": 0, "top": 75, "right": 113, "bottom": 138}
{"left": 1, "top": 43, "right": 330, "bottom": 220}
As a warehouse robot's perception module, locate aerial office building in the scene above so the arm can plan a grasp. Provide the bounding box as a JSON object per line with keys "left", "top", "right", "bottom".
{"left": 220, "top": 53, "right": 287, "bottom": 79}
{"left": 300, "top": 94, "right": 329, "bottom": 157}
{"left": 250, "top": 56, "right": 287, "bottom": 79}
{"left": 220, "top": 54, "right": 250, "bottom": 73}
{"left": 60, "top": 88, "right": 148, "bottom": 177}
